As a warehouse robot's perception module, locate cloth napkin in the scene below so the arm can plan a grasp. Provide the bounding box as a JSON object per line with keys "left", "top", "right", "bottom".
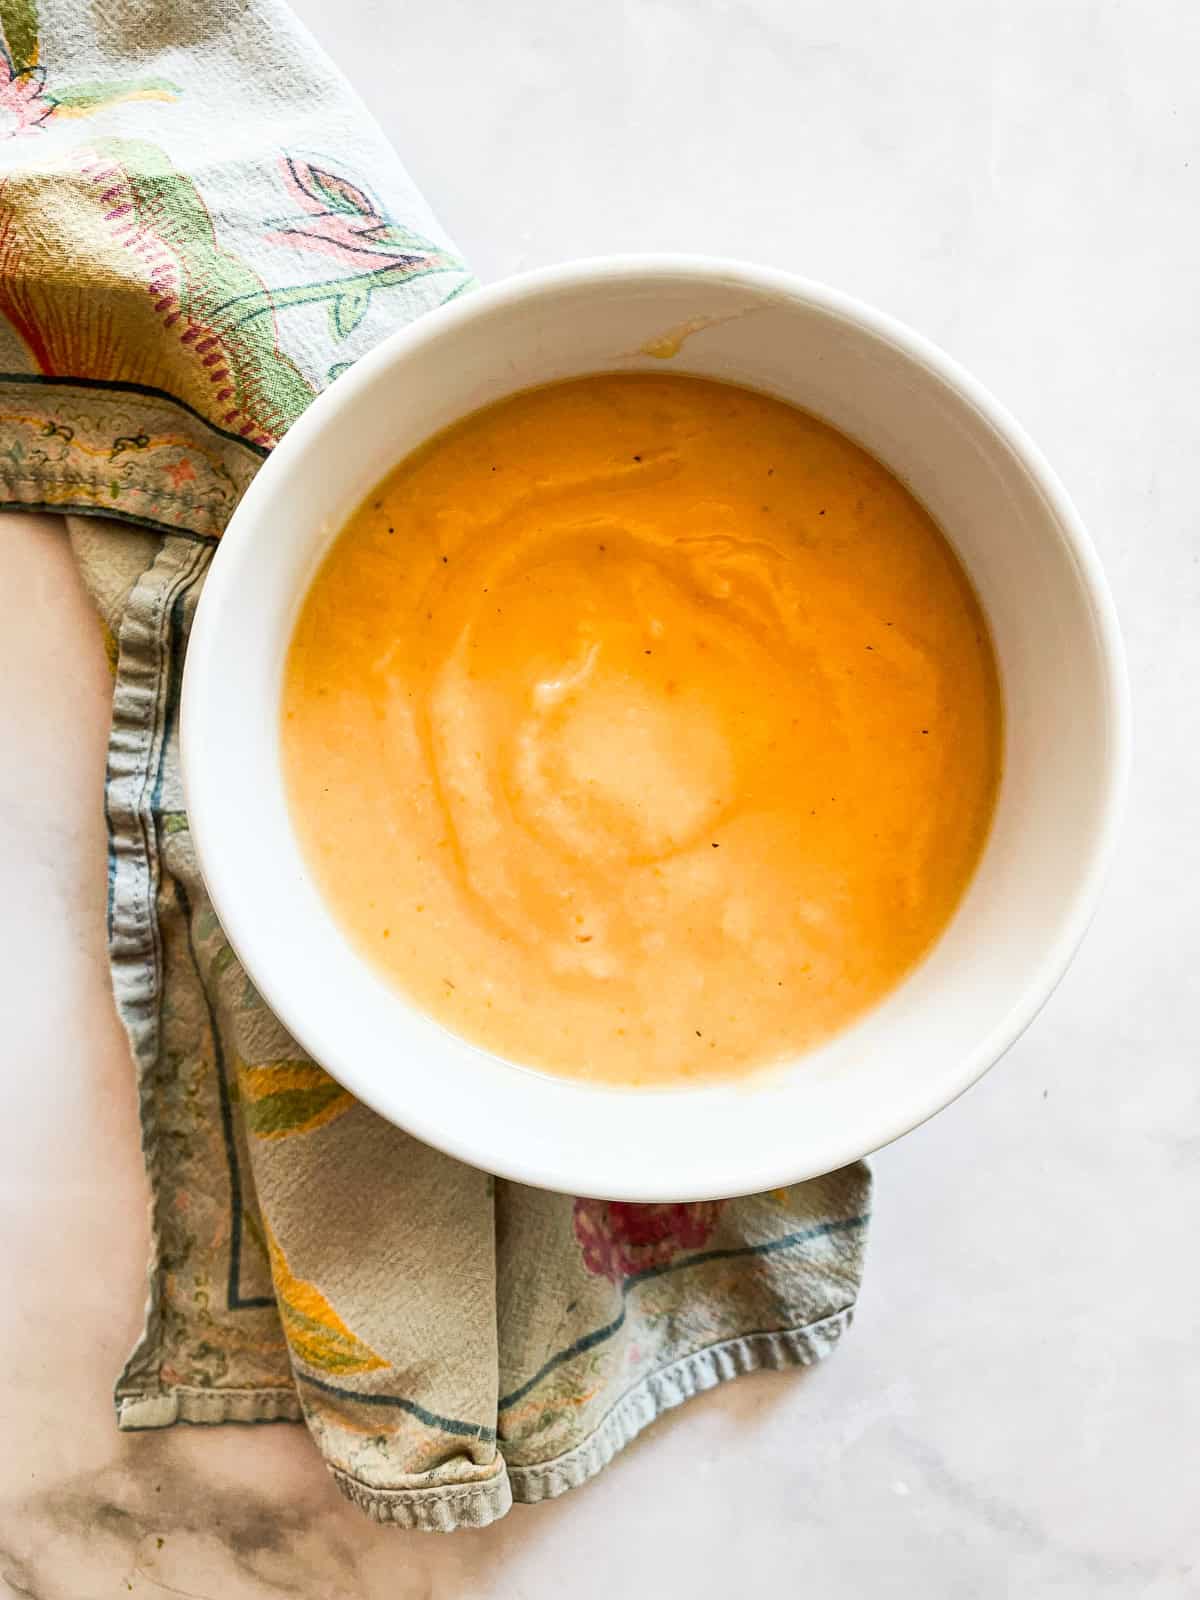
{"left": 0, "top": 0, "right": 871, "bottom": 1530}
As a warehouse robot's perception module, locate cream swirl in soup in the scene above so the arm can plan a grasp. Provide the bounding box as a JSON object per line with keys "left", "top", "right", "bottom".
{"left": 282, "top": 374, "right": 1002, "bottom": 1085}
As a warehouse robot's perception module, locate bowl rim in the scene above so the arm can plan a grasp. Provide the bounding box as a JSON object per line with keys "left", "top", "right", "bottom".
{"left": 181, "top": 253, "right": 1132, "bottom": 1197}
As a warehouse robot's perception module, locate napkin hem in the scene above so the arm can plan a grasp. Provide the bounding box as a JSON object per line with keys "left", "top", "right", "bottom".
{"left": 321, "top": 1308, "right": 853, "bottom": 1531}
{"left": 102, "top": 536, "right": 258, "bottom": 1422}
{"left": 117, "top": 1386, "right": 304, "bottom": 1429}
{"left": 329, "top": 1460, "right": 514, "bottom": 1532}
{"left": 508, "top": 1310, "right": 853, "bottom": 1505}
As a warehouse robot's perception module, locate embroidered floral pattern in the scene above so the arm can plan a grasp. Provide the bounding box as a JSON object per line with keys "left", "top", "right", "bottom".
{"left": 0, "top": 139, "right": 317, "bottom": 449}
{"left": 0, "top": 1, "right": 179, "bottom": 140}
{"left": 238, "top": 1058, "right": 354, "bottom": 1141}
{"left": 0, "top": 48, "right": 52, "bottom": 136}
{"left": 249, "top": 154, "right": 472, "bottom": 341}
{"left": 573, "top": 1198, "right": 725, "bottom": 1282}
{"left": 272, "top": 158, "right": 444, "bottom": 273}
{"left": 264, "top": 1221, "right": 389, "bottom": 1376}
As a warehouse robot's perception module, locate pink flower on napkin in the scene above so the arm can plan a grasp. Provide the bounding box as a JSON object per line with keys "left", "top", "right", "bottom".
{"left": 270, "top": 157, "right": 443, "bottom": 273}
{"left": 573, "top": 1197, "right": 724, "bottom": 1282}
{"left": 0, "top": 52, "right": 54, "bottom": 138}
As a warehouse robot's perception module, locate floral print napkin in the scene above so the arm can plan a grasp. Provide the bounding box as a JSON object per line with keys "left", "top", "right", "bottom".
{"left": 0, "top": 0, "right": 871, "bottom": 1530}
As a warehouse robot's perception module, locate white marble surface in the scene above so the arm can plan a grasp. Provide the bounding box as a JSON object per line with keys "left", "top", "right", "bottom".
{"left": 2, "top": 0, "right": 1199, "bottom": 1593}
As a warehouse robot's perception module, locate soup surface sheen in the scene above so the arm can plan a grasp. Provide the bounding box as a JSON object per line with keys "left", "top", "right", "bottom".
{"left": 283, "top": 374, "right": 1001, "bottom": 1086}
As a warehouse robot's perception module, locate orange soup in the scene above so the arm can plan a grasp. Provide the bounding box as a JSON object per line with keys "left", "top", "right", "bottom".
{"left": 282, "top": 374, "right": 1001, "bottom": 1085}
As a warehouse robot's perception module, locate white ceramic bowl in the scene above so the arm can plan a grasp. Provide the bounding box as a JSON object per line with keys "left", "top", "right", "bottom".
{"left": 182, "top": 257, "right": 1129, "bottom": 1201}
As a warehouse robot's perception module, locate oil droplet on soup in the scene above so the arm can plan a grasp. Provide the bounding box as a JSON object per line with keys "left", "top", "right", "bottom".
{"left": 282, "top": 374, "right": 1002, "bottom": 1086}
